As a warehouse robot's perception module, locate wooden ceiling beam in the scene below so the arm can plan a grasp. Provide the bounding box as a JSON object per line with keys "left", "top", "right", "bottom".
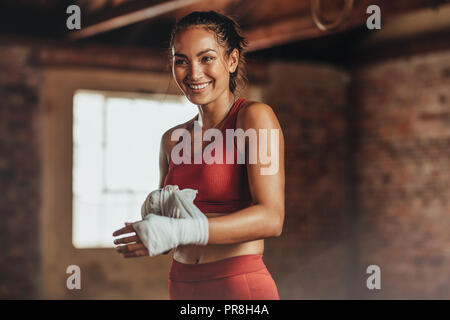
{"left": 67, "top": 0, "right": 204, "bottom": 41}
{"left": 244, "top": 16, "right": 319, "bottom": 52}
{"left": 244, "top": 0, "right": 450, "bottom": 52}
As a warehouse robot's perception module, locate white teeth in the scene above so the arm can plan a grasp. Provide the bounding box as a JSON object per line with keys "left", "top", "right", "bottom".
{"left": 188, "top": 82, "right": 210, "bottom": 90}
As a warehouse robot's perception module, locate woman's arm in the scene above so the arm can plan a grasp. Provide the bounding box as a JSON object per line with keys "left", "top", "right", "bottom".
{"left": 158, "top": 130, "right": 170, "bottom": 189}
{"left": 159, "top": 131, "right": 172, "bottom": 254}
{"left": 207, "top": 102, "right": 285, "bottom": 244}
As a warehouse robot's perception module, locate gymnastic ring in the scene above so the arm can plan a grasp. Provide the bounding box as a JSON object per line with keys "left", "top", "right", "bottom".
{"left": 311, "top": 0, "right": 354, "bottom": 31}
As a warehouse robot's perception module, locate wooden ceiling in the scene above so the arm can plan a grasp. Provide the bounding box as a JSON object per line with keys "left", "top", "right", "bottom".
{"left": 1, "top": 0, "right": 449, "bottom": 58}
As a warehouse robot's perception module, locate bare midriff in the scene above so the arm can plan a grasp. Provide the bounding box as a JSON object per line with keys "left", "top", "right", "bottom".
{"left": 173, "top": 213, "right": 264, "bottom": 264}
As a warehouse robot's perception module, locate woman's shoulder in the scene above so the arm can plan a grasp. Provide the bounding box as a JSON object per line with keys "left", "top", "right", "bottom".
{"left": 237, "top": 99, "right": 280, "bottom": 129}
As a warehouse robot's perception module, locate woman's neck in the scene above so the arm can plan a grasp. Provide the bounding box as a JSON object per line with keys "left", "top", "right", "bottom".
{"left": 197, "top": 91, "right": 236, "bottom": 130}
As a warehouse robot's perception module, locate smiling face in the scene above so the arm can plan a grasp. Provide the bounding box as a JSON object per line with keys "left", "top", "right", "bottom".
{"left": 171, "top": 26, "right": 238, "bottom": 105}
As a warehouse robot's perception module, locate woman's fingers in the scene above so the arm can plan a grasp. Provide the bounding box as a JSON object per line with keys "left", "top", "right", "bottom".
{"left": 112, "top": 224, "right": 135, "bottom": 237}
{"left": 113, "top": 235, "right": 140, "bottom": 245}
{"left": 122, "top": 249, "right": 149, "bottom": 258}
{"left": 116, "top": 242, "right": 147, "bottom": 254}
{"left": 116, "top": 242, "right": 149, "bottom": 258}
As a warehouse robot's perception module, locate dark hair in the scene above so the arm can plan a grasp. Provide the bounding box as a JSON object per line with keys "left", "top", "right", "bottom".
{"left": 169, "top": 11, "right": 248, "bottom": 94}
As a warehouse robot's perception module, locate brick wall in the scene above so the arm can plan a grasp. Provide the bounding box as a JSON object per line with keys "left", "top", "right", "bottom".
{"left": 0, "top": 45, "right": 42, "bottom": 299}
{"left": 352, "top": 50, "right": 450, "bottom": 299}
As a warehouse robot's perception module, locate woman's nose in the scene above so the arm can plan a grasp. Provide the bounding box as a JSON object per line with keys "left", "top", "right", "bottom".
{"left": 188, "top": 62, "right": 203, "bottom": 80}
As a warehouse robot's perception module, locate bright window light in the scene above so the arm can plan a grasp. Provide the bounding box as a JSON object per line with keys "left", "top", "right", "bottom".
{"left": 72, "top": 90, "right": 197, "bottom": 248}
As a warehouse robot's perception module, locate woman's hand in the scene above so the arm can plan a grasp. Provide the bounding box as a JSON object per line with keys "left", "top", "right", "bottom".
{"left": 131, "top": 211, "right": 208, "bottom": 257}
{"left": 113, "top": 187, "right": 208, "bottom": 258}
{"left": 113, "top": 222, "right": 150, "bottom": 258}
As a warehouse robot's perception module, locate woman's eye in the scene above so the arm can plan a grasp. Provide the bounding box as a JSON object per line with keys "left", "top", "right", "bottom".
{"left": 175, "top": 59, "right": 187, "bottom": 65}
{"left": 202, "top": 56, "right": 214, "bottom": 63}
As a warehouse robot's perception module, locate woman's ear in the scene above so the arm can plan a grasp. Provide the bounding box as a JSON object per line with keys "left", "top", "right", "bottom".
{"left": 228, "top": 48, "right": 239, "bottom": 73}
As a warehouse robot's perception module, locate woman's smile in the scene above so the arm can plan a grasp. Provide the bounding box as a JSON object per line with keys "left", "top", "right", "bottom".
{"left": 185, "top": 80, "right": 213, "bottom": 93}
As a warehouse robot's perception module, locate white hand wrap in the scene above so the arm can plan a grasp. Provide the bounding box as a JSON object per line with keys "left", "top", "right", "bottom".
{"left": 141, "top": 185, "right": 198, "bottom": 219}
{"left": 133, "top": 185, "right": 209, "bottom": 256}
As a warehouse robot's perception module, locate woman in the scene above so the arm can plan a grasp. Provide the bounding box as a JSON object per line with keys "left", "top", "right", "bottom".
{"left": 112, "top": 10, "right": 285, "bottom": 300}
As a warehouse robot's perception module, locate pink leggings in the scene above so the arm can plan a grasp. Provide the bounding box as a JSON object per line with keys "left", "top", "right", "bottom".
{"left": 168, "top": 254, "right": 280, "bottom": 300}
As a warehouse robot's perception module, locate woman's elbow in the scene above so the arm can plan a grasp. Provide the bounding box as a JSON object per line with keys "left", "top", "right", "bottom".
{"left": 266, "top": 207, "right": 284, "bottom": 238}
{"left": 273, "top": 215, "right": 284, "bottom": 237}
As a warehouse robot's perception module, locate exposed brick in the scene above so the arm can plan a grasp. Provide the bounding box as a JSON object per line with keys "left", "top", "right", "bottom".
{"left": 353, "top": 50, "right": 450, "bottom": 299}
{"left": 0, "top": 44, "right": 41, "bottom": 299}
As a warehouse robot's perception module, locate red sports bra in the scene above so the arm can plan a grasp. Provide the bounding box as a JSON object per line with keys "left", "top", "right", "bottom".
{"left": 163, "top": 97, "right": 254, "bottom": 213}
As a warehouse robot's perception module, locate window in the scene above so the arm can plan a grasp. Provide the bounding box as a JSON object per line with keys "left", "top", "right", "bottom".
{"left": 72, "top": 90, "right": 197, "bottom": 248}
